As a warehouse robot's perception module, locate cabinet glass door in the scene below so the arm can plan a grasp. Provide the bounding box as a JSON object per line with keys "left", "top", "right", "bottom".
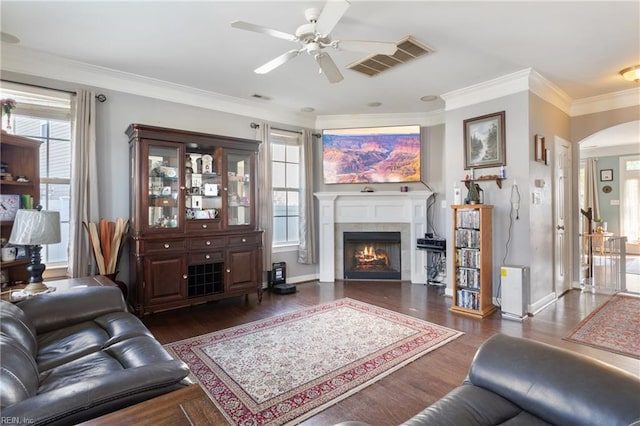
{"left": 147, "top": 145, "right": 181, "bottom": 229}
{"left": 227, "top": 152, "right": 252, "bottom": 226}
{"left": 185, "top": 150, "right": 222, "bottom": 222}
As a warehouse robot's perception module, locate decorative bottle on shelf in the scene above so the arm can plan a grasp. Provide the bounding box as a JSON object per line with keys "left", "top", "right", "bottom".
{"left": 499, "top": 165, "right": 506, "bottom": 179}
{"left": 467, "top": 181, "right": 480, "bottom": 204}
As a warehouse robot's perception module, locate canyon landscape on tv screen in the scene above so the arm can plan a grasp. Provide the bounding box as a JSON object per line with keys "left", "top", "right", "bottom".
{"left": 322, "top": 125, "right": 421, "bottom": 184}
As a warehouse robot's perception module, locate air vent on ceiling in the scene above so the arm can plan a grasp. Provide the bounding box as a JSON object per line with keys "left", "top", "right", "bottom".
{"left": 347, "top": 36, "right": 434, "bottom": 77}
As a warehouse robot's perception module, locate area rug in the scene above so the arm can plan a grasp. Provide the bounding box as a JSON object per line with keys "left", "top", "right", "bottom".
{"left": 565, "top": 292, "right": 640, "bottom": 359}
{"left": 165, "top": 298, "right": 462, "bottom": 425}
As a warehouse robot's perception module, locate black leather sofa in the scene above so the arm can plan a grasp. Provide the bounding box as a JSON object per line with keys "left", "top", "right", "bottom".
{"left": 0, "top": 286, "right": 190, "bottom": 425}
{"left": 402, "top": 334, "right": 640, "bottom": 426}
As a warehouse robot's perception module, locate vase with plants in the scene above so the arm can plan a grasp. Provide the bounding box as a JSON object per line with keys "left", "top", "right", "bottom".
{"left": 1, "top": 98, "right": 16, "bottom": 131}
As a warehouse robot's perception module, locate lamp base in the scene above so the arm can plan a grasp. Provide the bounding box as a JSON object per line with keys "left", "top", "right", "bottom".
{"left": 23, "top": 282, "right": 49, "bottom": 295}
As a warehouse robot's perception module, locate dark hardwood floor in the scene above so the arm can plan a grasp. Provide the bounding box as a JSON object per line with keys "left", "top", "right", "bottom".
{"left": 142, "top": 281, "right": 639, "bottom": 426}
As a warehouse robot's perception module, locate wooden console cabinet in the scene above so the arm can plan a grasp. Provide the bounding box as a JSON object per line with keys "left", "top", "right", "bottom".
{"left": 126, "top": 124, "right": 263, "bottom": 316}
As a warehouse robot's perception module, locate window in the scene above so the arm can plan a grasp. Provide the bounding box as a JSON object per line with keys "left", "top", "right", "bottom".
{"left": 1, "top": 84, "right": 71, "bottom": 273}
{"left": 271, "top": 131, "right": 300, "bottom": 246}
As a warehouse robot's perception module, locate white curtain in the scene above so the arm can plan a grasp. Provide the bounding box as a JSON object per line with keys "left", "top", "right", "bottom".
{"left": 67, "top": 90, "right": 99, "bottom": 277}
{"left": 257, "top": 123, "right": 273, "bottom": 272}
{"left": 298, "top": 129, "right": 317, "bottom": 264}
{"left": 583, "top": 158, "right": 601, "bottom": 233}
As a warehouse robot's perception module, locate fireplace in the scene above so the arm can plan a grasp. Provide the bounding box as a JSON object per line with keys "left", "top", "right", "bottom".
{"left": 343, "top": 232, "right": 401, "bottom": 280}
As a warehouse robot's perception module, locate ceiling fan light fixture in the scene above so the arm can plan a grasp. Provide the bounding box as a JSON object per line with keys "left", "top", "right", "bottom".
{"left": 619, "top": 65, "right": 640, "bottom": 82}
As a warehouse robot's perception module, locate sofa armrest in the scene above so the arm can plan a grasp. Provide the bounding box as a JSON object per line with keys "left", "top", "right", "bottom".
{"left": 1, "top": 360, "right": 190, "bottom": 425}
{"left": 18, "top": 286, "right": 127, "bottom": 334}
{"left": 468, "top": 334, "right": 640, "bottom": 426}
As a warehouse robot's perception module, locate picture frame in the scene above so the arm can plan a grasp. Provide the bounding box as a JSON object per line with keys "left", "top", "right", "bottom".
{"left": 463, "top": 111, "right": 506, "bottom": 169}
{"left": 534, "top": 134, "right": 546, "bottom": 163}
{"left": 600, "top": 169, "right": 613, "bottom": 182}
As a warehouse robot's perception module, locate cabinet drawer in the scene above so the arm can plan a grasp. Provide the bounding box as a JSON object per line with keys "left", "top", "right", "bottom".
{"left": 186, "top": 220, "right": 222, "bottom": 233}
{"left": 227, "top": 233, "right": 261, "bottom": 246}
{"left": 144, "top": 239, "right": 186, "bottom": 253}
{"left": 188, "top": 251, "right": 224, "bottom": 264}
{"left": 189, "top": 237, "right": 225, "bottom": 250}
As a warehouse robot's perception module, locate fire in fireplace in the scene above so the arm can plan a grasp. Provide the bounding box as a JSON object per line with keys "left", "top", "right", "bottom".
{"left": 343, "top": 232, "right": 401, "bottom": 280}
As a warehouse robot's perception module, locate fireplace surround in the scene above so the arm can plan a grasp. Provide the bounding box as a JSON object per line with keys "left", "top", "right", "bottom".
{"left": 314, "top": 191, "right": 433, "bottom": 283}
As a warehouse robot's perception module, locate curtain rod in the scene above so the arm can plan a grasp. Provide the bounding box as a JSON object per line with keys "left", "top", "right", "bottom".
{"left": 1, "top": 79, "right": 107, "bottom": 102}
{"left": 250, "top": 122, "right": 320, "bottom": 138}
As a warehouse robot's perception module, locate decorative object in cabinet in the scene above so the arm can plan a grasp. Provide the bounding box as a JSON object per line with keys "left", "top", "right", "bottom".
{"left": 451, "top": 204, "right": 496, "bottom": 318}
{"left": 127, "top": 124, "right": 263, "bottom": 317}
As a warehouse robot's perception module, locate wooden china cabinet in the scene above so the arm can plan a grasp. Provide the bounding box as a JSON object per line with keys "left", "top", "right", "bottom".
{"left": 0, "top": 132, "right": 41, "bottom": 286}
{"left": 126, "top": 124, "right": 263, "bottom": 316}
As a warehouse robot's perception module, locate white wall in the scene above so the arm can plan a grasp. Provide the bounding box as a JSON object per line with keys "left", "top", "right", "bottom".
{"left": 444, "top": 92, "right": 536, "bottom": 305}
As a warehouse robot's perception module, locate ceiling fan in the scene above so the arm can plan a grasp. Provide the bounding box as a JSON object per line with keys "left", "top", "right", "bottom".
{"left": 231, "top": 0, "right": 397, "bottom": 83}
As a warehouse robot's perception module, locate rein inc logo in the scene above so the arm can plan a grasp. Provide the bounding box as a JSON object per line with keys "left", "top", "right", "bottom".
{"left": 1, "top": 417, "right": 35, "bottom": 424}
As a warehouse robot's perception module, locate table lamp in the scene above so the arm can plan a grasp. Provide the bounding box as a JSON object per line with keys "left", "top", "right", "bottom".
{"left": 9, "top": 206, "right": 61, "bottom": 294}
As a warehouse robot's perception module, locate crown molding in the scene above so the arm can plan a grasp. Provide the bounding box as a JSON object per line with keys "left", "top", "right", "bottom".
{"left": 315, "top": 110, "right": 445, "bottom": 130}
{"left": 528, "top": 70, "right": 573, "bottom": 114}
{"left": 441, "top": 67, "right": 639, "bottom": 117}
{"left": 1, "top": 44, "right": 316, "bottom": 129}
{"left": 441, "top": 69, "right": 533, "bottom": 111}
{"left": 570, "top": 87, "right": 640, "bottom": 117}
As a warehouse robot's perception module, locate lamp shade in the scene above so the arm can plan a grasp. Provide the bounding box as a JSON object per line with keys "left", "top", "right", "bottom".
{"left": 9, "top": 209, "right": 61, "bottom": 245}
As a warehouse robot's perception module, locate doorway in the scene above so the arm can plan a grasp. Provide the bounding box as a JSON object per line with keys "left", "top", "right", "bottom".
{"left": 554, "top": 137, "right": 572, "bottom": 296}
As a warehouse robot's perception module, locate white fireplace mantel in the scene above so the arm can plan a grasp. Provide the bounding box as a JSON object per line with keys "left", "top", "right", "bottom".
{"left": 314, "top": 191, "right": 433, "bottom": 283}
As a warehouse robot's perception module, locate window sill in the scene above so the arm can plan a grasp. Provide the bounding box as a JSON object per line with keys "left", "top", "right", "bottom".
{"left": 273, "top": 244, "right": 299, "bottom": 254}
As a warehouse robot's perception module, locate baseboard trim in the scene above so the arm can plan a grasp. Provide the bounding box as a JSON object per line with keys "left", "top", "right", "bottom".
{"left": 528, "top": 292, "right": 557, "bottom": 316}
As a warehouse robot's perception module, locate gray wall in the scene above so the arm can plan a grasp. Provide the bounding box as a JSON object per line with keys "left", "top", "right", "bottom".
{"left": 528, "top": 93, "right": 571, "bottom": 304}
{"left": 444, "top": 92, "right": 545, "bottom": 307}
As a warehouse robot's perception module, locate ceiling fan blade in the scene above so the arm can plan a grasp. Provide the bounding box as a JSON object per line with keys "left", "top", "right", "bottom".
{"left": 254, "top": 49, "right": 302, "bottom": 74}
{"left": 315, "top": 52, "right": 344, "bottom": 83}
{"left": 336, "top": 40, "right": 397, "bottom": 55}
{"left": 231, "top": 20, "right": 298, "bottom": 42}
{"left": 315, "top": 0, "right": 351, "bottom": 36}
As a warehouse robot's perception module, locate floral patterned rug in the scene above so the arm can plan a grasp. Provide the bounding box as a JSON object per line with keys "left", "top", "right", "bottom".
{"left": 566, "top": 292, "right": 640, "bottom": 359}
{"left": 165, "top": 298, "right": 462, "bottom": 425}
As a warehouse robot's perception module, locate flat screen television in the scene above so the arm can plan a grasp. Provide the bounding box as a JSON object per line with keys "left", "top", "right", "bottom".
{"left": 322, "top": 125, "right": 421, "bottom": 184}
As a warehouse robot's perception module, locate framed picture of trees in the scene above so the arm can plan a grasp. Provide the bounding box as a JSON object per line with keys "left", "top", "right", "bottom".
{"left": 463, "top": 111, "right": 506, "bottom": 169}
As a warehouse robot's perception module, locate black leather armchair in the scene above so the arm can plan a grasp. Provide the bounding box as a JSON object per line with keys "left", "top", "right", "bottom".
{"left": 0, "top": 286, "right": 190, "bottom": 425}
{"left": 402, "top": 334, "right": 640, "bottom": 426}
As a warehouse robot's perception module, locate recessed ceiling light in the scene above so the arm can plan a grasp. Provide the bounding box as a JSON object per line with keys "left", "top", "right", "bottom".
{"left": 1, "top": 32, "right": 20, "bottom": 44}
{"left": 420, "top": 95, "right": 439, "bottom": 102}
{"left": 301, "top": 107, "right": 315, "bottom": 112}
{"left": 368, "top": 102, "right": 382, "bottom": 107}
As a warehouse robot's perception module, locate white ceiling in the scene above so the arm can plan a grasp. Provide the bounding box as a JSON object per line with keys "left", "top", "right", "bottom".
{"left": 1, "top": 1, "right": 639, "bottom": 119}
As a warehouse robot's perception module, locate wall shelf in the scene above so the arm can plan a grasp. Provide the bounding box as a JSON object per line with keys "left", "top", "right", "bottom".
{"left": 463, "top": 176, "right": 505, "bottom": 189}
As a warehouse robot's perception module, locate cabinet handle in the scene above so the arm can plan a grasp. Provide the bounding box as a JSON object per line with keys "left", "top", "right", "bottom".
{"left": 163, "top": 243, "right": 170, "bottom": 249}
{"left": 241, "top": 238, "right": 246, "bottom": 243}
{"left": 226, "top": 269, "right": 231, "bottom": 273}
{"left": 205, "top": 254, "right": 211, "bottom": 259}
{"left": 183, "top": 274, "right": 188, "bottom": 279}
{"left": 205, "top": 240, "right": 211, "bottom": 246}
{"left": 202, "top": 224, "right": 208, "bottom": 229}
